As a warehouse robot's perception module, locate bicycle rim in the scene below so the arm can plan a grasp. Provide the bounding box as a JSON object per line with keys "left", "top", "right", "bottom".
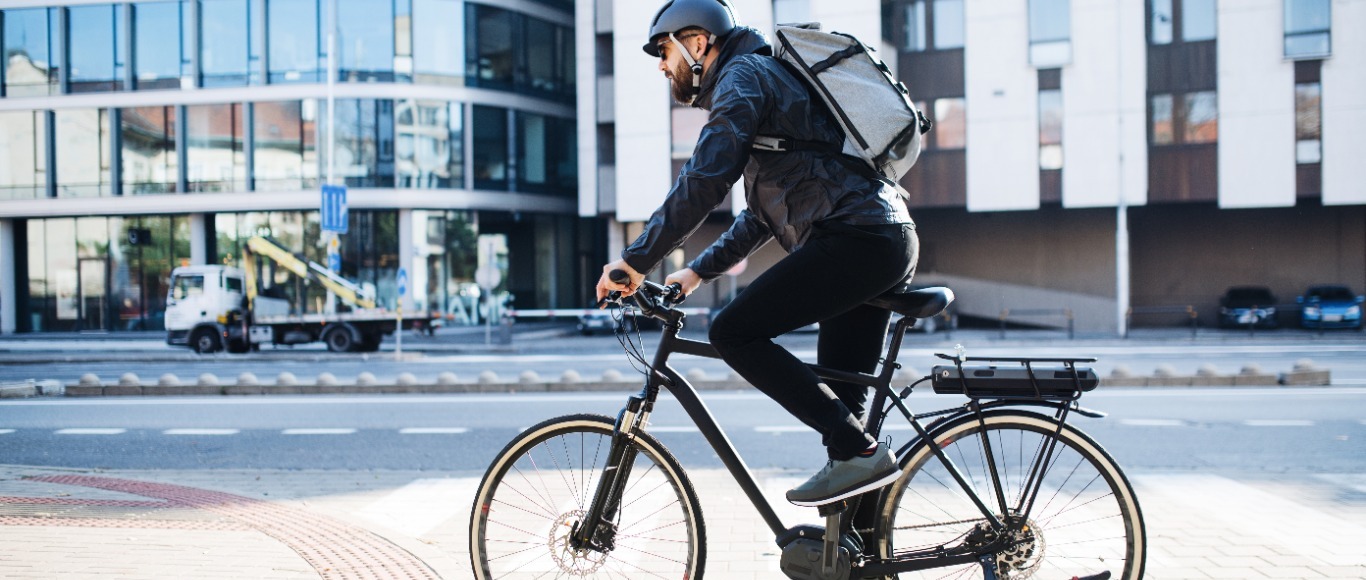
{"left": 878, "top": 411, "right": 1145, "bottom": 580}
{"left": 470, "top": 415, "right": 705, "bottom": 579}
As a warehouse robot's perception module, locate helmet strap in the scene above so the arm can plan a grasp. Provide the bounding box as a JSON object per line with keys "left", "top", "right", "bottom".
{"left": 669, "top": 32, "right": 717, "bottom": 89}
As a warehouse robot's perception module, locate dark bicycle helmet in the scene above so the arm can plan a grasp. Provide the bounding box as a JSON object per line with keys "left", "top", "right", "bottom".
{"left": 642, "top": 0, "right": 738, "bottom": 57}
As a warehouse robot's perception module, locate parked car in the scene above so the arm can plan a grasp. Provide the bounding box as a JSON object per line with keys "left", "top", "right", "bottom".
{"left": 578, "top": 309, "right": 661, "bottom": 335}
{"left": 1297, "top": 285, "right": 1364, "bottom": 329}
{"left": 1218, "top": 286, "right": 1279, "bottom": 329}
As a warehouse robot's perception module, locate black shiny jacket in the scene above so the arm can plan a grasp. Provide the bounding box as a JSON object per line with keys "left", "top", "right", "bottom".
{"left": 621, "top": 27, "right": 913, "bottom": 280}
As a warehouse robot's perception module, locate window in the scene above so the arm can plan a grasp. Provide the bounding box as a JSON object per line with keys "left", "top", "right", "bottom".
{"left": 253, "top": 101, "right": 318, "bottom": 191}
{"left": 1150, "top": 0, "right": 1217, "bottom": 44}
{"left": 56, "top": 109, "right": 113, "bottom": 197}
{"left": 396, "top": 100, "right": 463, "bottom": 188}
{"left": 395, "top": 0, "right": 412, "bottom": 80}
{"left": 121, "top": 106, "right": 177, "bottom": 194}
{"left": 933, "top": 98, "right": 966, "bottom": 149}
{"left": 902, "top": 0, "right": 964, "bottom": 52}
{"left": 132, "top": 2, "right": 185, "bottom": 89}
{"left": 3, "top": 8, "right": 58, "bottom": 96}
{"left": 517, "top": 113, "right": 576, "bottom": 195}
{"left": 337, "top": 0, "right": 394, "bottom": 81}
{"left": 225, "top": 276, "right": 244, "bottom": 293}
{"left": 413, "top": 0, "right": 465, "bottom": 82}
{"left": 1285, "top": 0, "right": 1330, "bottom": 59}
{"left": 187, "top": 103, "right": 246, "bottom": 192}
{"left": 671, "top": 107, "right": 708, "bottom": 158}
{"left": 330, "top": 99, "right": 395, "bottom": 187}
{"left": 1150, "top": 91, "right": 1217, "bottom": 145}
{"left": 173, "top": 274, "right": 204, "bottom": 300}
{"left": 1028, "top": 0, "right": 1071, "bottom": 66}
{"left": 1295, "top": 82, "right": 1321, "bottom": 164}
{"left": 472, "top": 105, "right": 508, "bottom": 190}
{"left": 525, "top": 17, "right": 558, "bottom": 92}
{"left": 199, "top": 0, "right": 252, "bottom": 87}
{"left": 68, "top": 4, "right": 126, "bottom": 92}
{"left": 1039, "top": 89, "right": 1063, "bottom": 170}
{"left": 0, "top": 111, "right": 47, "bottom": 200}
{"left": 468, "top": 4, "right": 516, "bottom": 89}
{"left": 268, "top": 0, "right": 319, "bottom": 82}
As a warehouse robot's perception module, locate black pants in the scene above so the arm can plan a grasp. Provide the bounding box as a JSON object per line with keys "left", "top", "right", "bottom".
{"left": 709, "top": 222, "right": 919, "bottom": 461}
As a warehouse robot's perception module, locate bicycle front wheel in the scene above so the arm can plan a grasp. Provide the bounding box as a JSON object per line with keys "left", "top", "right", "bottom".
{"left": 877, "top": 409, "right": 1146, "bottom": 580}
{"left": 470, "top": 414, "right": 706, "bottom": 579}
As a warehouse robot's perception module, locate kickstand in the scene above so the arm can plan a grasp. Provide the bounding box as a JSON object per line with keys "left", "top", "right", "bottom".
{"left": 817, "top": 500, "right": 847, "bottom": 576}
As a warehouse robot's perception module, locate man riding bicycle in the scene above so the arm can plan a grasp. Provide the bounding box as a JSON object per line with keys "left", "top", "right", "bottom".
{"left": 595, "top": 0, "right": 920, "bottom": 507}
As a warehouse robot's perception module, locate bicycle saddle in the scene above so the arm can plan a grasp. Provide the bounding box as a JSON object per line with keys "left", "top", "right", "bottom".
{"left": 866, "top": 286, "right": 955, "bottom": 319}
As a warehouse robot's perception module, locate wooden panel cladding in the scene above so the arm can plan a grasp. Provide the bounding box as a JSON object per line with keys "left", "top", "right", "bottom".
{"left": 1297, "top": 163, "right": 1322, "bottom": 199}
{"left": 900, "top": 49, "right": 966, "bottom": 101}
{"left": 901, "top": 149, "right": 967, "bottom": 208}
{"left": 1148, "top": 144, "right": 1218, "bottom": 203}
{"left": 1040, "top": 169, "right": 1062, "bottom": 204}
{"left": 1148, "top": 40, "right": 1217, "bottom": 93}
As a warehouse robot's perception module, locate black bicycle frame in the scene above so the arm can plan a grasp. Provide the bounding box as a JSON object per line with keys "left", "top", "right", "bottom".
{"left": 576, "top": 303, "right": 1088, "bottom": 576}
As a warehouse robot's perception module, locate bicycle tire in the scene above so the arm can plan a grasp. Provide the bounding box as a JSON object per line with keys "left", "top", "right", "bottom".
{"left": 873, "top": 409, "right": 1146, "bottom": 580}
{"left": 470, "top": 414, "right": 707, "bottom": 579}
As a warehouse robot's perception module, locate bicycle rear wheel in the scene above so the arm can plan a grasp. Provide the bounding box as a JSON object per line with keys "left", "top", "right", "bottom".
{"left": 876, "top": 409, "right": 1145, "bottom": 580}
{"left": 470, "top": 414, "right": 706, "bottom": 579}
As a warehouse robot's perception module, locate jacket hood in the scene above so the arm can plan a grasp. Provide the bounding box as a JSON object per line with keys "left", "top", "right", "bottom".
{"left": 696, "top": 26, "right": 772, "bottom": 108}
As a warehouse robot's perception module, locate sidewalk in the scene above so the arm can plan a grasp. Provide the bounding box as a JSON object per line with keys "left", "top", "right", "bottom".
{"left": 1, "top": 464, "right": 1362, "bottom": 579}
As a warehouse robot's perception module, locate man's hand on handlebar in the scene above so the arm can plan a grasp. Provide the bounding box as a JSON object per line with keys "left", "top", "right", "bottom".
{"left": 664, "top": 268, "right": 703, "bottom": 298}
{"left": 596, "top": 260, "right": 644, "bottom": 306}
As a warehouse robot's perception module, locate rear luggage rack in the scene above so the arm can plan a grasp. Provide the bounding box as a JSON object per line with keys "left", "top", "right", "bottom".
{"left": 930, "top": 355, "right": 1099, "bottom": 401}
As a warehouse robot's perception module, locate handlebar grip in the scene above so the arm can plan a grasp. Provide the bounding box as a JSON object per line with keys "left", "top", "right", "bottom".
{"left": 609, "top": 269, "right": 631, "bottom": 285}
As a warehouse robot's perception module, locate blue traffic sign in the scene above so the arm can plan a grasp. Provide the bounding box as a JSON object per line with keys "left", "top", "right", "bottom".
{"left": 397, "top": 267, "right": 408, "bottom": 297}
{"left": 328, "top": 253, "right": 341, "bottom": 272}
{"left": 321, "top": 185, "right": 348, "bottom": 233}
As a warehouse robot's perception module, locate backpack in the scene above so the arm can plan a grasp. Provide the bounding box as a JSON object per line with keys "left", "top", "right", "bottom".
{"left": 754, "top": 23, "right": 932, "bottom": 184}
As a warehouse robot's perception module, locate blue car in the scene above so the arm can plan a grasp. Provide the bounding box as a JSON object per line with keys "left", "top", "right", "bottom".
{"left": 1218, "top": 286, "right": 1279, "bottom": 329}
{"left": 1298, "top": 285, "right": 1364, "bottom": 330}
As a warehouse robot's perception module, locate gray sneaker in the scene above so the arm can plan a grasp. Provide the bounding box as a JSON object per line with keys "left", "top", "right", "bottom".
{"left": 786, "top": 443, "right": 900, "bottom": 506}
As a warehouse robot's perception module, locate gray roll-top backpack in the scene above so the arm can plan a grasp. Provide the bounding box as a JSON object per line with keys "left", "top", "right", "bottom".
{"left": 754, "top": 23, "right": 933, "bottom": 184}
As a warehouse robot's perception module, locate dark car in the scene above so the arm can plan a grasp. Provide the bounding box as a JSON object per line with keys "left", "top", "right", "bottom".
{"left": 1218, "top": 286, "right": 1279, "bottom": 329}
{"left": 1297, "top": 285, "right": 1364, "bottom": 330}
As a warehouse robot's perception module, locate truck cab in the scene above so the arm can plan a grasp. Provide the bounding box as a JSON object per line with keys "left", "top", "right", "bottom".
{"left": 165, "top": 265, "right": 246, "bottom": 353}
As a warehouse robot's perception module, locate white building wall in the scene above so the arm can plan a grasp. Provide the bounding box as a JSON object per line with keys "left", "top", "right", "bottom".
{"left": 808, "top": 0, "right": 879, "bottom": 44}
{"left": 612, "top": 0, "right": 673, "bottom": 222}
{"left": 1062, "top": 0, "right": 1148, "bottom": 208}
{"left": 577, "top": 0, "right": 599, "bottom": 216}
{"left": 1217, "top": 0, "right": 1296, "bottom": 208}
{"left": 1321, "top": 0, "right": 1366, "bottom": 206}
{"left": 965, "top": 0, "right": 1038, "bottom": 211}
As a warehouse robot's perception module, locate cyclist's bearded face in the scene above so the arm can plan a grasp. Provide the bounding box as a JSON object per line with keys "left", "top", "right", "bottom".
{"left": 668, "top": 59, "right": 698, "bottom": 104}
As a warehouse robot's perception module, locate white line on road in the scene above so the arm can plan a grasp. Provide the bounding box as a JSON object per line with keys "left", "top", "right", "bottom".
{"left": 0, "top": 429, "right": 14, "bottom": 435}
{"left": 282, "top": 428, "right": 357, "bottom": 435}
{"left": 648, "top": 426, "right": 700, "bottom": 433}
{"left": 55, "top": 428, "right": 126, "bottom": 435}
{"left": 164, "top": 429, "right": 240, "bottom": 435}
{"left": 1243, "top": 419, "right": 1314, "bottom": 427}
{"left": 1120, "top": 418, "right": 1187, "bottom": 427}
{"left": 398, "top": 427, "right": 469, "bottom": 434}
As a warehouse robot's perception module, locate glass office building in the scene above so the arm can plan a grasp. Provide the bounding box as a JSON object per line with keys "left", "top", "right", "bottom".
{"left": 0, "top": 0, "right": 590, "bottom": 333}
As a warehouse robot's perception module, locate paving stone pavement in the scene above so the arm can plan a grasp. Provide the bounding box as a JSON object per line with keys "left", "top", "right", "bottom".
{"left": 1, "top": 465, "right": 1363, "bottom": 579}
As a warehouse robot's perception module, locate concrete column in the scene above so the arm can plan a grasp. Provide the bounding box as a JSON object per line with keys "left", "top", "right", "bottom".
{"left": 175, "top": 105, "right": 188, "bottom": 193}
{"left": 110, "top": 108, "right": 123, "bottom": 195}
{"left": 0, "top": 219, "right": 16, "bottom": 334}
{"left": 244, "top": 103, "right": 256, "bottom": 191}
{"left": 397, "top": 208, "right": 414, "bottom": 311}
{"left": 45, "top": 111, "right": 57, "bottom": 198}
{"left": 188, "top": 213, "right": 207, "bottom": 265}
{"left": 56, "top": 7, "right": 69, "bottom": 94}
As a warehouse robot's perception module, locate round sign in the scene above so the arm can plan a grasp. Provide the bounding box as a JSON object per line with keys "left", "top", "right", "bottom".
{"left": 475, "top": 266, "right": 501, "bottom": 289}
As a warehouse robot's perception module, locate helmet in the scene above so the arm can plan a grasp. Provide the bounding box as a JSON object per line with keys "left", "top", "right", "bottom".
{"left": 642, "top": 0, "right": 738, "bottom": 57}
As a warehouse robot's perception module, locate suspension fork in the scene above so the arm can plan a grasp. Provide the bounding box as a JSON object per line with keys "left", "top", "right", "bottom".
{"left": 570, "top": 394, "right": 652, "bottom": 552}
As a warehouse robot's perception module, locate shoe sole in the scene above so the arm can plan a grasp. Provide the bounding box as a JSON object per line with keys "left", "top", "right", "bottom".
{"left": 787, "top": 467, "right": 902, "bottom": 507}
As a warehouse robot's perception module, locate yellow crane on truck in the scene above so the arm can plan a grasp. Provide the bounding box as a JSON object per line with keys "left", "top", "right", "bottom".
{"left": 165, "top": 236, "right": 432, "bottom": 353}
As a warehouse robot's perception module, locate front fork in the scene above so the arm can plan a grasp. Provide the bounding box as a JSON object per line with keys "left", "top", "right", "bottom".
{"left": 570, "top": 394, "right": 652, "bottom": 553}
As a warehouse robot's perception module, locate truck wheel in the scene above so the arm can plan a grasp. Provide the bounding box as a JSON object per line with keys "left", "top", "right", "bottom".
{"left": 324, "top": 327, "right": 356, "bottom": 353}
{"left": 191, "top": 329, "right": 221, "bottom": 354}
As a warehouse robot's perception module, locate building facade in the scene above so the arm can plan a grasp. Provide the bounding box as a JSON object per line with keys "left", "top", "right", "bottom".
{"left": 579, "top": 0, "right": 1366, "bottom": 332}
{"left": 1, "top": 0, "right": 594, "bottom": 333}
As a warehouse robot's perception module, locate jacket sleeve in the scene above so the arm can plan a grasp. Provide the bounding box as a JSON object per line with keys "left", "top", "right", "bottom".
{"left": 688, "top": 209, "right": 772, "bottom": 280}
{"left": 621, "top": 62, "right": 769, "bottom": 275}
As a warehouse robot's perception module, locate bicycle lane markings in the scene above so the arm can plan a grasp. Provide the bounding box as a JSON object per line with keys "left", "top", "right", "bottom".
{"left": 54, "top": 428, "right": 126, "bottom": 435}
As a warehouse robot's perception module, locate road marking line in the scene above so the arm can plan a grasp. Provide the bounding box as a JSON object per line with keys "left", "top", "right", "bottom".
{"left": 164, "top": 429, "right": 240, "bottom": 436}
{"left": 1120, "top": 418, "right": 1186, "bottom": 427}
{"left": 0, "top": 429, "right": 14, "bottom": 435}
{"left": 398, "top": 428, "right": 469, "bottom": 434}
{"left": 756, "top": 426, "right": 808, "bottom": 433}
{"left": 1243, "top": 419, "right": 1314, "bottom": 427}
{"left": 55, "top": 428, "right": 126, "bottom": 435}
{"left": 647, "top": 426, "right": 699, "bottom": 433}
{"left": 282, "top": 428, "right": 357, "bottom": 435}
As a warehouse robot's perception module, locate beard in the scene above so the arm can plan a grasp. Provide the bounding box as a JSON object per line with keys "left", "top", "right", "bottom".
{"left": 669, "top": 59, "right": 699, "bottom": 105}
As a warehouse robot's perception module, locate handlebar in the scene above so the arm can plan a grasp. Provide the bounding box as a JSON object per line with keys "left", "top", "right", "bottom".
{"left": 602, "top": 269, "right": 686, "bottom": 311}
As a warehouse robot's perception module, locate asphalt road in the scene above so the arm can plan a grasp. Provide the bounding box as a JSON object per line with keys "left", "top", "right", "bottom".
{"left": 1, "top": 388, "right": 1362, "bottom": 476}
